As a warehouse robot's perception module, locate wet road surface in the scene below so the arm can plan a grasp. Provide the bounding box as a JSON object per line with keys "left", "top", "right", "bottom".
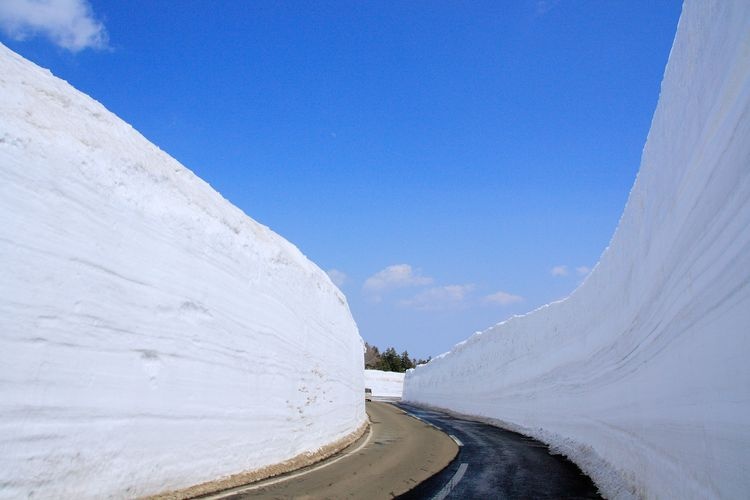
{"left": 397, "top": 403, "right": 602, "bottom": 500}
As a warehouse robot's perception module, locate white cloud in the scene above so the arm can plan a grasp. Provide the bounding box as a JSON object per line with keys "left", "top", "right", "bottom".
{"left": 399, "top": 284, "right": 474, "bottom": 311}
{"left": 535, "top": 0, "right": 560, "bottom": 16}
{"left": 576, "top": 265, "right": 591, "bottom": 276}
{"left": 326, "top": 269, "right": 347, "bottom": 288}
{"left": 551, "top": 265, "right": 569, "bottom": 277}
{"left": 363, "top": 264, "right": 433, "bottom": 293}
{"left": 483, "top": 290, "right": 523, "bottom": 306}
{"left": 0, "top": 0, "right": 108, "bottom": 52}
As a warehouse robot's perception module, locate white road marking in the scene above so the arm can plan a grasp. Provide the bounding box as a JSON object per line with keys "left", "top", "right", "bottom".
{"left": 202, "top": 422, "right": 374, "bottom": 499}
{"left": 431, "top": 462, "right": 469, "bottom": 500}
{"left": 402, "top": 410, "right": 444, "bottom": 432}
{"left": 449, "top": 434, "right": 463, "bottom": 447}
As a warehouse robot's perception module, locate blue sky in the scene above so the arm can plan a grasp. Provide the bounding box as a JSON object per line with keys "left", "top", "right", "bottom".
{"left": 1, "top": 1, "right": 682, "bottom": 359}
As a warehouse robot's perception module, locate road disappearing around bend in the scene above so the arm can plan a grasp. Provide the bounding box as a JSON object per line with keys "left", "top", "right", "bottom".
{"left": 198, "top": 401, "right": 602, "bottom": 499}
{"left": 397, "top": 403, "right": 602, "bottom": 499}
{"left": 200, "top": 402, "right": 457, "bottom": 499}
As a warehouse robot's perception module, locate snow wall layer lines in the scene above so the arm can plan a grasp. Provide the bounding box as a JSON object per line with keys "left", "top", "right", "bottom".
{"left": 0, "top": 43, "right": 366, "bottom": 499}
{"left": 403, "top": 2, "right": 750, "bottom": 498}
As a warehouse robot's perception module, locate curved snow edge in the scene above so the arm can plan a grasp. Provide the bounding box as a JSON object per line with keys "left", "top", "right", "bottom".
{"left": 404, "top": 2, "right": 750, "bottom": 498}
{"left": 148, "top": 419, "right": 369, "bottom": 500}
{"left": 1, "top": 41, "right": 366, "bottom": 498}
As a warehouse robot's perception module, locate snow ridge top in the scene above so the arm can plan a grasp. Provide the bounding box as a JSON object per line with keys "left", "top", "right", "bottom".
{"left": 0, "top": 42, "right": 364, "bottom": 498}
{"left": 404, "top": 2, "right": 750, "bottom": 498}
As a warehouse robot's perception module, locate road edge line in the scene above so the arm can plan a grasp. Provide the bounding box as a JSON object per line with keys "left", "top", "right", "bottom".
{"left": 399, "top": 408, "right": 444, "bottom": 433}
{"left": 200, "top": 420, "right": 374, "bottom": 499}
{"left": 449, "top": 434, "right": 463, "bottom": 447}
{"left": 431, "top": 463, "right": 468, "bottom": 500}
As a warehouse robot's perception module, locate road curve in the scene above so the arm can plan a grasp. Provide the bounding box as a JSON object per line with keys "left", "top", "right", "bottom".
{"left": 396, "top": 403, "right": 602, "bottom": 499}
{"left": 201, "top": 401, "right": 457, "bottom": 499}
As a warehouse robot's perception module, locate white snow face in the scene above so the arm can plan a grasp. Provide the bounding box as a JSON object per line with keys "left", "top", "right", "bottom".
{"left": 0, "top": 44, "right": 365, "bottom": 498}
{"left": 404, "top": 2, "right": 750, "bottom": 499}
{"left": 364, "top": 369, "right": 405, "bottom": 399}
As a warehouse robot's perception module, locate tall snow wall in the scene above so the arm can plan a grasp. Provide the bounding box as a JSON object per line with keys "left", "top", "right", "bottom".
{"left": 364, "top": 369, "right": 405, "bottom": 399}
{"left": 403, "top": 2, "right": 750, "bottom": 499}
{"left": 0, "top": 43, "right": 366, "bottom": 499}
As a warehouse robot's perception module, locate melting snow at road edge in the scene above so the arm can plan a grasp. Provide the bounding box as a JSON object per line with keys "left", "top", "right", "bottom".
{"left": 0, "top": 43, "right": 366, "bottom": 498}
{"left": 404, "top": 2, "right": 750, "bottom": 499}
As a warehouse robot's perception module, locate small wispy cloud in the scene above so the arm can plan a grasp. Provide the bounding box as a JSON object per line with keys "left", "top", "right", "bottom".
{"left": 363, "top": 264, "right": 433, "bottom": 293}
{"left": 326, "top": 269, "right": 347, "bottom": 288}
{"left": 0, "top": 0, "right": 109, "bottom": 52}
{"left": 576, "top": 265, "right": 591, "bottom": 276}
{"left": 400, "top": 284, "right": 475, "bottom": 311}
{"left": 551, "top": 265, "right": 569, "bottom": 277}
{"left": 535, "top": 0, "right": 560, "bottom": 16}
{"left": 482, "top": 290, "right": 523, "bottom": 306}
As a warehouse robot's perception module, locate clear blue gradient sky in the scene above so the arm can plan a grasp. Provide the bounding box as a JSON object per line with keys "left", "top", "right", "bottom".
{"left": 1, "top": 1, "right": 682, "bottom": 359}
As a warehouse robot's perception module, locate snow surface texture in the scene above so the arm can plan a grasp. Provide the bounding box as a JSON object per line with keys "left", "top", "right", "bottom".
{"left": 0, "top": 43, "right": 366, "bottom": 498}
{"left": 364, "top": 369, "right": 404, "bottom": 399}
{"left": 403, "top": 2, "right": 750, "bottom": 499}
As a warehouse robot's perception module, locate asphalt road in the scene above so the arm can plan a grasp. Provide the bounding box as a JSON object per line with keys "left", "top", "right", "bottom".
{"left": 396, "top": 403, "right": 602, "bottom": 499}
{"left": 201, "top": 401, "right": 457, "bottom": 499}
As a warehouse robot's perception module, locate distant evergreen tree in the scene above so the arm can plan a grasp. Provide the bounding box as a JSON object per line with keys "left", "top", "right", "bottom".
{"left": 400, "top": 350, "right": 413, "bottom": 371}
{"left": 363, "top": 342, "right": 432, "bottom": 372}
{"left": 379, "top": 347, "right": 402, "bottom": 372}
{"left": 364, "top": 342, "right": 381, "bottom": 369}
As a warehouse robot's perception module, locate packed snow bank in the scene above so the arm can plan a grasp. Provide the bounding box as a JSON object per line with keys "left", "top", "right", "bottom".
{"left": 0, "top": 43, "right": 366, "bottom": 499}
{"left": 404, "top": 2, "right": 750, "bottom": 499}
{"left": 364, "top": 369, "right": 404, "bottom": 399}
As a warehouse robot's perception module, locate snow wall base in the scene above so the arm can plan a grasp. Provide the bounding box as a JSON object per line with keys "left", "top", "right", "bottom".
{"left": 149, "top": 420, "right": 368, "bottom": 500}
{"left": 404, "top": 2, "right": 750, "bottom": 499}
{"left": 0, "top": 44, "right": 366, "bottom": 498}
